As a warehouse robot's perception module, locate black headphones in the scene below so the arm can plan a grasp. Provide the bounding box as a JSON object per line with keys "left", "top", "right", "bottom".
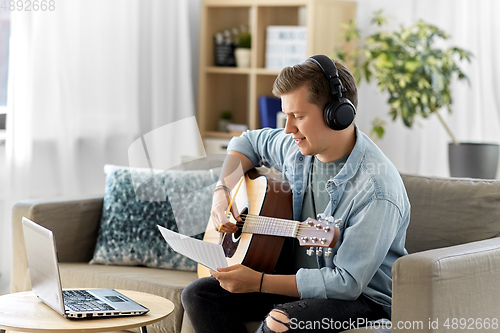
{"left": 308, "top": 55, "right": 356, "bottom": 131}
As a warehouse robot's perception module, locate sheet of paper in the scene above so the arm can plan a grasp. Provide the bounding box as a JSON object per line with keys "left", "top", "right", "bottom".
{"left": 157, "top": 225, "right": 228, "bottom": 271}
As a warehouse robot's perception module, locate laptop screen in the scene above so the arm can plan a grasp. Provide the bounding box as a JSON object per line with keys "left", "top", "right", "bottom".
{"left": 22, "top": 217, "right": 67, "bottom": 316}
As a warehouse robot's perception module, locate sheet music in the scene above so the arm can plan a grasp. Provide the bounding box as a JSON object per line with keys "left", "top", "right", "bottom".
{"left": 157, "top": 225, "right": 228, "bottom": 271}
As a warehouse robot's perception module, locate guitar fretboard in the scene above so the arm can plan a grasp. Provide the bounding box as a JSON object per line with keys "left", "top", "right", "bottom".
{"left": 241, "top": 214, "right": 300, "bottom": 238}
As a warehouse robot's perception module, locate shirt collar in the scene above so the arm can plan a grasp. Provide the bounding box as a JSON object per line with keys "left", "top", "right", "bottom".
{"left": 331, "top": 124, "right": 366, "bottom": 186}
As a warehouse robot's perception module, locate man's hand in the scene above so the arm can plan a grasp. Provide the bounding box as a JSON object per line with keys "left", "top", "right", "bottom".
{"left": 210, "top": 265, "right": 262, "bottom": 293}
{"left": 211, "top": 189, "right": 239, "bottom": 234}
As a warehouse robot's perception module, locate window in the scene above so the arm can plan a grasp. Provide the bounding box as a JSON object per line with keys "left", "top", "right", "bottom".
{"left": 0, "top": 9, "right": 9, "bottom": 133}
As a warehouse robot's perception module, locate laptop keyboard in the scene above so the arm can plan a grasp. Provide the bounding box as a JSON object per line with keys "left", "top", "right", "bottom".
{"left": 63, "top": 290, "right": 115, "bottom": 312}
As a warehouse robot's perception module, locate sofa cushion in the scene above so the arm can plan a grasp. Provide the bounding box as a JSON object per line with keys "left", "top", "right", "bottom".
{"left": 59, "top": 263, "right": 198, "bottom": 333}
{"left": 90, "top": 165, "right": 220, "bottom": 271}
{"left": 401, "top": 174, "right": 500, "bottom": 254}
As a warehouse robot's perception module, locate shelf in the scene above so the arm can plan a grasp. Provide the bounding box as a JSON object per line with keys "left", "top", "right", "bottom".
{"left": 197, "top": 0, "right": 356, "bottom": 139}
{"left": 206, "top": 66, "right": 282, "bottom": 76}
{"left": 204, "top": 131, "right": 236, "bottom": 139}
{"left": 206, "top": 67, "right": 252, "bottom": 74}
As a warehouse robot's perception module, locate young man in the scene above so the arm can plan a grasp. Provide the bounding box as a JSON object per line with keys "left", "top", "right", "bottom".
{"left": 182, "top": 55, "right": 410, "bottom": 333}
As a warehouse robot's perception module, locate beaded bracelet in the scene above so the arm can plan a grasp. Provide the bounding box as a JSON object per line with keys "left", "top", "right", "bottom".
{"left": 212, "top": 184, "right": 231, "bottom": 196}
{"left": 259, "top": 272, "right": 265, "bottom": 293}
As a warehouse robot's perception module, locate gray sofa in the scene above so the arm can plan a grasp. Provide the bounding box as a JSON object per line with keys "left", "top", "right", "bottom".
{"left": 11, "top": 173, "right": 500, "bottom": 333}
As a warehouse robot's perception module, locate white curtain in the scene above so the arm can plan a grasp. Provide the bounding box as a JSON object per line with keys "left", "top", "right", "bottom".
{"left": 355, "top": 0, "right": 500, "bottom": 178}
{"left": 0, "top": 0, "right": 202, "bottom": 294}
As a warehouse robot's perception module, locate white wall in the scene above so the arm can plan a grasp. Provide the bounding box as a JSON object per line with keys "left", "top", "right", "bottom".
{"left": 0, "top": 143, "right": 6, "bottom": 293}
{"left": 353, "top": 0, "right": 500, "bottom": 178}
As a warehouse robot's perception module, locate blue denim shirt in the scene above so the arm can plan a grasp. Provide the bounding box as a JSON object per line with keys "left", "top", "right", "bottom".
{"left": 227, "top": 125, "right": 410, "bottom": 313}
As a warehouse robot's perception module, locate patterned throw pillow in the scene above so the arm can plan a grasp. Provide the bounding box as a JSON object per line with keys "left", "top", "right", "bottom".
{"left": 90, "top": 164, "right": 220, "bottom": 271}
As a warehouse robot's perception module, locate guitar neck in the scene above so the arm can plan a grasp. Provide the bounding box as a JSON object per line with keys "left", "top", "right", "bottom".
{"left": 241, "top": 214, "right": 300, "bottom": 238}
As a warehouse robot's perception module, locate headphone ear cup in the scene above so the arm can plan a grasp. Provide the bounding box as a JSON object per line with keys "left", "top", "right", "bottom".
{"left": 323, "top": 101, "right": 338, "bottom": 130}
{"left": 323, "top": 98, "right": 356, "bottom": 131}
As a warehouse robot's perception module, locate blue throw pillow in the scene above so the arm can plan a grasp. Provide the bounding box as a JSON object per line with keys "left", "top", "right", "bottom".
{"left": 90, "top": 164, "right": 220, "bottom": 271}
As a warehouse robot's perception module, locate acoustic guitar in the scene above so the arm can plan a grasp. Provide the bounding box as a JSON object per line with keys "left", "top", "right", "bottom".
{"left": 198, "top": 169, "right": 340, "bottom": 278}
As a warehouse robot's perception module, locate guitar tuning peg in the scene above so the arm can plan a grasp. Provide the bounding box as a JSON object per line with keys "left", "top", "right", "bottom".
{"left": 335, "top": 218, "right": 343, "bottom": 227}
{"left": 316, "top": 213, "right": 326, "bottom": 222}
{"left": 325, "top": 248, "right": 333, "bottom": 258}
{"left": 306, "top": 247, "right": 314, "bottom": 256}
{"left": 316, "top": 247, "right": 323, "bottom": 257}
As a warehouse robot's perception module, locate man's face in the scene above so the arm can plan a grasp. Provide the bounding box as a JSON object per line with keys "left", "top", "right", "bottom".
{"left": 282, "top": 84, "right": 339, "bottom": 161}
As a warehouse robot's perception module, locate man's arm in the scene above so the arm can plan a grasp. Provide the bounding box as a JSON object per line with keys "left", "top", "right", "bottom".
{"left": 211, "top": 151, "right": 255, "bottom": 233}
{"left": 217, "top": 151, "right": 255, "bottom": 189}
{"left": 261, "top": 272, "right": 299, "bottom": 298}
{"left": 210, "top": 265, "right": 300, "bottom": 298}
{"left": 296, "top": 199, "right": 405, "bottom": 300}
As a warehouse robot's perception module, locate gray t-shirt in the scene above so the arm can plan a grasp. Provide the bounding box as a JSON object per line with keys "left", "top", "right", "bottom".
{"left": 293, "top": 154, "right": 349, "bottom": 271}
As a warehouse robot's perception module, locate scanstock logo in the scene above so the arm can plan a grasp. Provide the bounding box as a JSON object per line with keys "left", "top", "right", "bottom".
{"left": 126, "top": 116, "right": 239, "bottom": 237}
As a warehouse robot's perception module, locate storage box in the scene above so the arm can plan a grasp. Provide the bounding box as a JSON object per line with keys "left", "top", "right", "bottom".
{"left": 265, "top": 26, "right": 308, "bottom": 69}
{"left": 203, "top": 138, "right": 231, "bottom": 155}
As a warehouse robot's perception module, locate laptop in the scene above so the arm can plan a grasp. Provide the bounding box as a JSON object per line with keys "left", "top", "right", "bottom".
{"left": 22, "top": 217, "right": 150, "bottom": 319}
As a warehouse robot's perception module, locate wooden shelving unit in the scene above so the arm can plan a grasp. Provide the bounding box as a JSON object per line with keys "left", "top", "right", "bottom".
{"left": 197, "top": 0, "right": 357, "bottom": 140}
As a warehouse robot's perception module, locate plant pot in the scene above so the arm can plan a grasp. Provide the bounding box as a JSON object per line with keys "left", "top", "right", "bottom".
{"left": 235, "top": 48, "right": 251, "bottom": 68}
{"left": 218, "top": 119, "right": 230, "bottom": 132}
{"left": 448, "top": 142, "right": 499, "bottom": 179}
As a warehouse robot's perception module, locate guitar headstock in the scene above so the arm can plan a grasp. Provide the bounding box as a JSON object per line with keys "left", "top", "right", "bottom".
{"left": 297, "top": 216, "right": 341, "bottom": 258}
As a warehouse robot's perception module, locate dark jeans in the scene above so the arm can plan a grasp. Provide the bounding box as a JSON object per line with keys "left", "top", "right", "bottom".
{"left": 181, "top": 277, "right": 388, "bottom": 333}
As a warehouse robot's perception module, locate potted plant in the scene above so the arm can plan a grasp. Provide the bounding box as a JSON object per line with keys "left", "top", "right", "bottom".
{"left": 218, "top": 109, "right": 232, "bottom": 132}
{"left": 335, "top": 11, "right": 498, "bottom": 179}
{"left": 234, "top": 29, "right": 251, "bottom": 68}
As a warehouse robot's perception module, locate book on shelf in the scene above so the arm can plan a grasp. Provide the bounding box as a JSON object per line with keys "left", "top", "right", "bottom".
{"left": 226, "top": 123, "right": 249, "bottom": 132}
{"left": 258, "top": 96, "right": 282, "bottom": 128}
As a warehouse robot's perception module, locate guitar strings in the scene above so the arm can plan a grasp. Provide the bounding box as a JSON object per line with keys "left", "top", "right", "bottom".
{"left": 238, "top": 213, "right": 299, "bottom": 227}
{"left": 229, "top": 224, "right": 330, "bottom": 244}
{"left": 238, "top": 214, "right": 299, "bottom": 235}
{"left": 237, "top": 214, "right": 315, "bottom": 229}
{"left": 229, "top": 220, "right": 327, "bottom": 240}
{"left": 232, "top": 213, "right": 329, "bottom": 239}
{"left": 238, "top": 213, "right": 319, "bottom": 231}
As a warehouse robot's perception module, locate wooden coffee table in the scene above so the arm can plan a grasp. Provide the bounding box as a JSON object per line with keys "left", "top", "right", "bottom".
{"left": 0, "top": 289, "right": 174, "bottom": 333}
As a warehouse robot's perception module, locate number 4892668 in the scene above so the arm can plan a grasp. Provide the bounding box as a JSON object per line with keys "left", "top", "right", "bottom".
{"left": 1, "top": 0, "right": 56, "bottom": 11}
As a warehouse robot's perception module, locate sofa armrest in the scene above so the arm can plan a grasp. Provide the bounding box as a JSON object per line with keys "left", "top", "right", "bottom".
{"left": 11, "top": 195, "right": 104, "bottom": 293}
{"left": 391, "top": 237, "right": 500, "bottom": 332}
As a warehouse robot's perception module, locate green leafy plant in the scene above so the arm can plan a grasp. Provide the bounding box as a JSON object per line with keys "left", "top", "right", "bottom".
{"left": 220, "top": 109, "right": 232, "bottom": 120}
{"left": 335, "top": 10, "right": 472, "bottom": 143}
{"left": 235, "top": 31, "right": 251, "bottom": 49}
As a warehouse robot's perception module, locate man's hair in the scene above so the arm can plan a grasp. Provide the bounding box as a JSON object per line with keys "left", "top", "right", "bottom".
{"left": 272, "top": 57, "right": 358, "bottom": 111}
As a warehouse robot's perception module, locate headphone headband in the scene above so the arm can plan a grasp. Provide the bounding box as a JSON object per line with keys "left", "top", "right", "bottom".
{"left": 309, "top": 55, "right": 345, "bottom": 97}
{"left": 307, "top": 55, "right": 356, "bottom": 131}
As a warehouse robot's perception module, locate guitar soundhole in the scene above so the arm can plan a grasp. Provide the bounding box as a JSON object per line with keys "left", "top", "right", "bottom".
{"left": 222, "top": 207, "right": 248, "bottom": 258}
